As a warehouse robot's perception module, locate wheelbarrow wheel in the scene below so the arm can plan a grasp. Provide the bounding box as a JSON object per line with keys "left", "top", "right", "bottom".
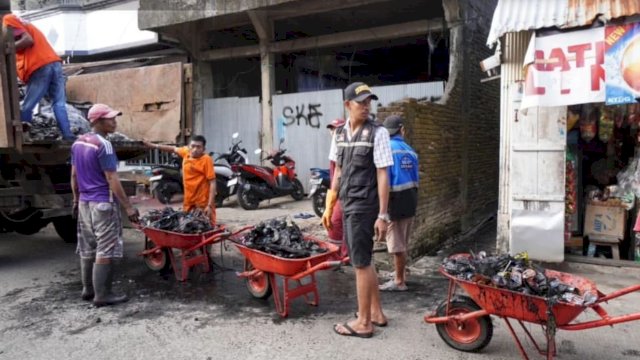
{"left": 143, "top": 240, "right": 171, "bottom": 272}
{"left": 244, "top": 260, "right": 272, "bottom": 299}
{"left": 435, "top": 296, "right": 493, "bottom": 352}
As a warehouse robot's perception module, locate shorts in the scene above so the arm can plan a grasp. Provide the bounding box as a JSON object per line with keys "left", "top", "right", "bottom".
{"left": 76, "top": 201, "right": 123, "bottom": 259}
{"left": 386, "top": 217, "right": 414, "bottom": 253}
{"left": 343, "top": 211, "right": 377, "bottom": 268}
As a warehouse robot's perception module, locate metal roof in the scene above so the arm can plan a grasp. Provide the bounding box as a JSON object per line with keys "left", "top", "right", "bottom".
{"left": 487, "top": 0, "right": 640, "bottom": 46}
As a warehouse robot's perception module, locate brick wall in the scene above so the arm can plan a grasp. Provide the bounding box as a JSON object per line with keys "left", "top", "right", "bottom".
{"left": 377, "top": 0, "right": 499, "bottom": 257}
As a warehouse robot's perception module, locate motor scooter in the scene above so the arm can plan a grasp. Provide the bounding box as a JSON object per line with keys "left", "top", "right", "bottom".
{"left": 212, "top": 133, "right": 248, "bottom": 206}
{"left": 232, "top": 139, "right": 304, "bottom": 210}
{"left": 308, "top": 168, "right": 330, "bottom": 217}
{"left": 149, "top": 154, "right": 182, "bottom": 204}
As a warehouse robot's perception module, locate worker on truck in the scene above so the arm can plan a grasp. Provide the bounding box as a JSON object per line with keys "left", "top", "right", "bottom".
{"left": 144, "top": 136, "right": 217, "bottom": 225}
{"left": 1, "top": 12, "right": 74, "bottom": 141}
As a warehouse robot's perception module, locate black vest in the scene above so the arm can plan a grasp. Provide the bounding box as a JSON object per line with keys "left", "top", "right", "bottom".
{"left": 336, "top": 120, "right": 380, "bottom": 214}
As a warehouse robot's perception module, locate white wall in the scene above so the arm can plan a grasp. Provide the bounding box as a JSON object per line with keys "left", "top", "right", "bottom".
{"left": 24, "top": 0, "right": 157, "bottom": 56}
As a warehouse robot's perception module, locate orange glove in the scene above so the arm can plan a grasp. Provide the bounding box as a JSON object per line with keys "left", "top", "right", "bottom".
{"left": 321, "top": 189, "right": 338, "bottom": 230}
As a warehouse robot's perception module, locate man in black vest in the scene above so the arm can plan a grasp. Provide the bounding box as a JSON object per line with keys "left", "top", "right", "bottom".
{"left": 323, "top": 82, "right": 394, "bottom": 338}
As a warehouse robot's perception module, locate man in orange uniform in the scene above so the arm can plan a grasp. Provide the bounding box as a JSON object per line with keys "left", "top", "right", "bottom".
{"left": 144, "top": 136, "right": 217, "bottom": 224}
{"left": 1, "top": 11, "right": 74, "bottom": 140}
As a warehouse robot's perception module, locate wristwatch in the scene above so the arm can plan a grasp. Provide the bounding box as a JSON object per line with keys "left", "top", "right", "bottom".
{"left": 377, "top": 213, "right": 391, "bottom": 223}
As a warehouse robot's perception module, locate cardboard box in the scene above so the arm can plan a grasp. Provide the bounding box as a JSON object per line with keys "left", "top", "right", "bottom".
{"left": 583, "top": 203, "right": 626, "bottom": 240}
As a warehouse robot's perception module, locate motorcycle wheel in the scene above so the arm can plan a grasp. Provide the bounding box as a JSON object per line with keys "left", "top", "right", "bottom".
{"left": 237, "top": 186, "right": 260, "bottom": 210}
{"left": 153, "top": 183, "right": 174, "bottom": 204}
{"left": 312, "top": 189, "right": 326, "bottom": 217}
{"left": 290, "top": 179, "right": 305, "bottom": 201}
{"left": 215, "top": 193, "right": 224, "bottom": 208}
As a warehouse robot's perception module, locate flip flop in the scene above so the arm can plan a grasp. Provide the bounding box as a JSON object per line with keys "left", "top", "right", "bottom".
{"left": 379, "top": 279, "right": 408, "bottom": 292}
{"left": 333, "top": 323, "right": 373, "bottom": 338}
{"left": 354, "top": 312, "right": 388, "bottom": 327}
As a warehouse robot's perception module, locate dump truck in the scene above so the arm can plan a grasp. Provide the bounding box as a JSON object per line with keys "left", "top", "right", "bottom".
{"left": 0, "top": 26, "right": 191, "bottom": 242}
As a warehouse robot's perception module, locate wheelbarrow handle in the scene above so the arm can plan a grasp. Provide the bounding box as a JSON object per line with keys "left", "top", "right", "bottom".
{"left": 187, "top": 230, "right": 231, "bottom": 252}
{"left": 290, "top": 258, "right": 349, "bottom": 281}
{"left": 224, "top": 225, "right": 255, "bottom": 244}
{"left": 596, "top": 284, "right": 640, "bottom": 303}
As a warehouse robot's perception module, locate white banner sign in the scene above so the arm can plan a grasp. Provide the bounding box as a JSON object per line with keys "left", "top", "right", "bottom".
{"left": 522, "top": 28, "right": 606, "bottom": 109}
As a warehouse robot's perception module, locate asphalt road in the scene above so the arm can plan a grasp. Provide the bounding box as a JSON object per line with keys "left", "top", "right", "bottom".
{"left": 1, "top": 198, "right": 640, "bottom": 360}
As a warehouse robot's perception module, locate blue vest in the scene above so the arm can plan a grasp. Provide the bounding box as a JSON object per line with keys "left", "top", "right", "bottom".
{"left": 388, "top": 135, "right": 419, "bottom": 219}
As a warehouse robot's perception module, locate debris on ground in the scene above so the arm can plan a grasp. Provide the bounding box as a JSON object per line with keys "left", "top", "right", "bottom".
{"left": 242, "top": 218, "right": 327, "bottom": 259}
{"left": 141, "top": 207, "right": 214, "bottom": 234}
{"left": 442, "top": 252, "right": 598, "bottom": 306}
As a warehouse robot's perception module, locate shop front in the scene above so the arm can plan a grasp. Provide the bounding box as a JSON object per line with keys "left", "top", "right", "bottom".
{"left": 489, "top": 0, "right": 640, "bottom": 263}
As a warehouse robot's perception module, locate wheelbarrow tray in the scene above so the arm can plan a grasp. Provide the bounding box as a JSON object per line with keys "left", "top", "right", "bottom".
{"left": 234, "top": 236, "right": 339, "bottom": 277}
{"left": 441, "top": 254, "right": 599, "bottom": 326}
{"left": 142, "top": 226, "right": 224, "bottom": 249}
{"left": 441, "top": 269, "right": 598, "bottom": 325}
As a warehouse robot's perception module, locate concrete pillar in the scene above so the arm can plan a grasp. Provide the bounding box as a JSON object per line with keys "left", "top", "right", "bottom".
{"left": 496, "top": 31, "right": 530, "bottom": 253}
{"left": 192, "top": 59, "right": 213, "bottom": 137}
{"left": 249, "top": 10, "right": 275, "bottom": 153}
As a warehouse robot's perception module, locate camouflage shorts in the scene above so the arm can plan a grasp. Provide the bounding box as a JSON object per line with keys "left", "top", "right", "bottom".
{"left": 76, "top": 201, "right": 123, "bottom": 259}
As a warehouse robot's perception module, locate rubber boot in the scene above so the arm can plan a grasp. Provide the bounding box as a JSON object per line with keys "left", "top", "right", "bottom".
{"left": 80, "top": 258, "right": 95, "bottom": 301}
{"left": 92, "top": 263, "right": 129, "bottom": 307}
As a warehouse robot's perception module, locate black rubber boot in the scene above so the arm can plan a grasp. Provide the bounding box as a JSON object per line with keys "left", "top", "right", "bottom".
{"left": 80, "top": 258, "right": 95, "bottom": 301}
{"left": 92, "top": 263, "right": 129, "bottom": 307}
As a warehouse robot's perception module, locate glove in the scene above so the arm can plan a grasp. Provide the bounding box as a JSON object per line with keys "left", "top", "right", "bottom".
{"left": 321, "top": 189, "right": 338, "bottom": 230}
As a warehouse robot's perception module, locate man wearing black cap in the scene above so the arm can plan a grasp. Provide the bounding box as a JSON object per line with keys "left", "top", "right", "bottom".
{"left": 380, "top": 115, "right": 419, "bottom": 292}
{"left": 324, "top": 82, "right": 393, "bottom": 338}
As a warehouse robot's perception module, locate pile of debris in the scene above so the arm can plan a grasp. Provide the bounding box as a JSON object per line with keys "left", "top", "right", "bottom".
{"left": 443, "top": 252, "right": 598, "bottom": 306}
{"left": 242, "top": 218, "right": 327, "bottom": 259}
{"left": 23, "top": 94, "right": 133, "bottom": 142}
{"left": 142, "top": 207, "right": 214, "bottom": 234}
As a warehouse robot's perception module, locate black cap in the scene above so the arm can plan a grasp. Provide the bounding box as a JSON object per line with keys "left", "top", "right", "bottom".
{"left": 383, "top": 115, "right": 404, "bottom": 136}
{"left": 344, "top": 82, "right": 379, "bottom": 102}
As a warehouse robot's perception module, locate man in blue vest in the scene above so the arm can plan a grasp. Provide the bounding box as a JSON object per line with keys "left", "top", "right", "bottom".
{"left": 379, "top": 115, "right": 419, "bottom": 292}
{"left": 323, "top": 82, "right": 393, "bottom": 338}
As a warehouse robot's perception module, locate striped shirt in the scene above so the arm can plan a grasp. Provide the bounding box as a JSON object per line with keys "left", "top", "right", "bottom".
{"left": 71, "top": 133, "right": 118, "bottom": 202}
{"left": 328, "top": 118, "right": 393, "bottom": 168}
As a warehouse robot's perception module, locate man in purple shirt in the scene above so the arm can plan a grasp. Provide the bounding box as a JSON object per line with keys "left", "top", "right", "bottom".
{"left": 71, "top": 103, "right": 139, "bottom": 307}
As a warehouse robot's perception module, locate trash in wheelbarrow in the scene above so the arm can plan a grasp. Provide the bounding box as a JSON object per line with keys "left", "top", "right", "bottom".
{"left": 442, "top": 251, "right": 597, "bottom": 306}
{"left": 242, "top": 217, "right": 328, "bottom": 259}
{"left": 141, "top": 207, "right": 214, "bottom": 234}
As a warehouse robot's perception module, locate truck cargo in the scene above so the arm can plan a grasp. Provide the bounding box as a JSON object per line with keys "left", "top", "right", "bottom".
{"left": 0, "top": 25, "right": 191, "bottom": 242}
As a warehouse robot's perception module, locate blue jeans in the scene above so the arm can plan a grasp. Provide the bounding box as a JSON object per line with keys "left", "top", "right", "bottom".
{"left": 21, "top": 61, "right": 73, "bottom": 139}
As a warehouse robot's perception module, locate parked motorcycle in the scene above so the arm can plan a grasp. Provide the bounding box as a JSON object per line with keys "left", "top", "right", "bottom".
{"left": 308, "top": 168, "right": 330, "bottom": 217}
{"left": 149, "top": 154, "right": 182, "bottom": 204}
{"left": 233, "top": 139, "right": 305, "bottom": 210}
{"left": 213, "top": 133, "right": 248, "bottom": 207}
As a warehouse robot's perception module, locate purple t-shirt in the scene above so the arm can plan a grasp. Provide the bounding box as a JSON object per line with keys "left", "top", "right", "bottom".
{"left": 71, "top": 133, "right": 118, "bottom": 202}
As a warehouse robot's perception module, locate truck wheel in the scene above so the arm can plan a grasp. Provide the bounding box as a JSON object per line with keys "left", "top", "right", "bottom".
{"left": 435, "top": 296, "right": 493, "bottom": 352}
{"left": 237, "top": 186, "right": 260, "bottom": 210}
{"left": 290, "top": 179, "right": 305, "bottom": 201}
{"left": 0, "top": 210, "right": 47, "bottom": 235}
{"left": 53, "top": 216, "right": 78, "bottom": 243}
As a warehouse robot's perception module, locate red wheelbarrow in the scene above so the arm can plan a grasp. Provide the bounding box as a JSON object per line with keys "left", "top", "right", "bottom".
{"left": 425, "top": 254, "right": 640, "bottom": 360}
{"left": 138, "top": 225, "right": 228, "bottom": 281}
{"left": 230, "top": 226, "right": 347, "bottom": 317}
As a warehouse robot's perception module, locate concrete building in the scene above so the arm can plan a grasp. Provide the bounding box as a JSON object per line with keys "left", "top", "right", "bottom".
{"left": 137, "top": 0, "right": 501, "bottom": 256}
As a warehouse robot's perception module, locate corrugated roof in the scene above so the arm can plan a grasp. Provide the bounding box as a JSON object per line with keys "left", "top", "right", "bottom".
{"left": 487, "top": 0, "right": 640, "bottom": 46}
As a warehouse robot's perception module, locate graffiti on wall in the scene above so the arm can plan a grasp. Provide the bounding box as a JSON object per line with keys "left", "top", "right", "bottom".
{"left": 282, "top": 103, "right": 323, "bottom": 128}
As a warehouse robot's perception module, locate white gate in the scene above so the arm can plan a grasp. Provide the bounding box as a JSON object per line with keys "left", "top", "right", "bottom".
{"left": 510, "top": 106, "right": 567, "bottom": 262}
{"left": 203, "top": 97, "right": 262, "bottom": 162}
{"left": 272, "top": 89, "right": 344, "bottom": 193}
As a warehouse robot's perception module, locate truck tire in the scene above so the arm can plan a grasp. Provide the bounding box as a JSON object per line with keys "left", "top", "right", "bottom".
{"left": 53, "top": 216, "right": 78, "bottom": 243}
{"left": 0, "top": 210, "right": 48, "bottom": 235}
